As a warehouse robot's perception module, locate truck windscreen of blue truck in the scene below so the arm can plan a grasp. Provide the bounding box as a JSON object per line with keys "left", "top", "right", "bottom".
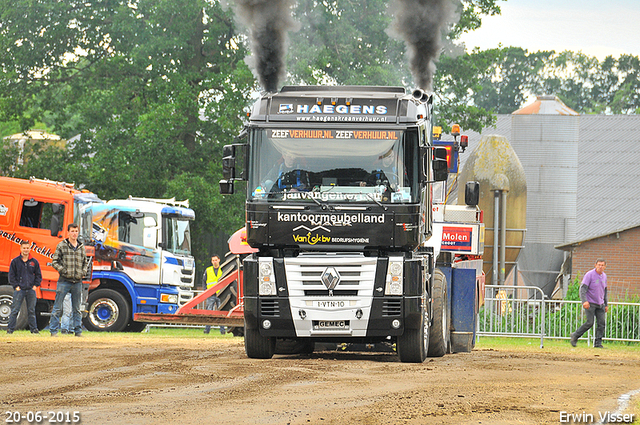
{"left": 249, "top": 128, "right": 419, "bottom": 204}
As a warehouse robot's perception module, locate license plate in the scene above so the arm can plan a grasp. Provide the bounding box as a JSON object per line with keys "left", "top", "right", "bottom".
{"left": 315, "top": 300, "right": 347, "bottom": 309}
{"left": 314, "top": 320, "right": 349, "bottom": 330}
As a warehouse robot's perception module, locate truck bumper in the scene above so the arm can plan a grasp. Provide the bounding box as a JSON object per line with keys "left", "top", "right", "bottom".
{"left": 245, "top": 295, "right": 415, "bottom": 339}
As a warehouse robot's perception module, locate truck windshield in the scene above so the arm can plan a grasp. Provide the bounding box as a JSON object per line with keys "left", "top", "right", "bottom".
{"left": 163, "top": 216, "right": 192, "bottom": 256}
{"left": 249, "top": 128, "right": 419, "bottom": 203}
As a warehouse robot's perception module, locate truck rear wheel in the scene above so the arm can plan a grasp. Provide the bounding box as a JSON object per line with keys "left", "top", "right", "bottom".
{"left": 244, "top": 327, "right": 275, "bottom": 359}
{"left": 397, "top": 294, "right": 429, "bottom": 363}
{"left": 83, "top": 288, "right": 130, "bottom": 332}
{"left": 0, "top": 286, "right": 27, "bottom": 330}
{"left": 428, "top": 269, "right": 449, "bottom": 357}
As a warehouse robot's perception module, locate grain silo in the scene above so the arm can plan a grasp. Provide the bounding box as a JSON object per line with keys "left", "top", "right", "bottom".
{"left": 510, "top": 95, "right": 580, "bottom": 295}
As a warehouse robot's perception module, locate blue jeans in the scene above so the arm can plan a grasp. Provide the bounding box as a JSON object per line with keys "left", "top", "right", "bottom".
{"left": 204, "top": 295, "right": 225, "bottom": 334}
{"left": 8, "top": 288, "right": 38, "bottom": 332}
{"left": 49, "top": 279, "right": 83, "bottom": 335}
{"left": 61, "top": 293, "right": 72, "bottom": 332}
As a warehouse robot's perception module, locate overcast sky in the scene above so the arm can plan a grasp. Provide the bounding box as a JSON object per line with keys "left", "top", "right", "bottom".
{"left": 458, "top": 0, "right": 640, "bottom": 59}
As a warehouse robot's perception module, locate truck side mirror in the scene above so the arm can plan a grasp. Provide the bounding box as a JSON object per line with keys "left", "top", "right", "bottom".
{"left": 50, "top": 214, "right": 61, "bottom": 237}
{"left": 223, "top": 144, "right": 236, "bottom": 158}
{"left": 219, "top": 180, "right": 234, "bottom": 195}
{"left": 432, "top": 147, "right": 448, "bottom": 182}
{"left": 465, "top": 181, "right": 480, "bottom": 206}
{"left": 222, "top": 144, "right": 236, "bottom": 180}
{"left": 222, "top": 156, "right": 236, "bottom": 180}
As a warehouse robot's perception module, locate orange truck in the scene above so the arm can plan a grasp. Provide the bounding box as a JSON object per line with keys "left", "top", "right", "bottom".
{"left": 0, "top": 177, "right": 100, "bottom": 329}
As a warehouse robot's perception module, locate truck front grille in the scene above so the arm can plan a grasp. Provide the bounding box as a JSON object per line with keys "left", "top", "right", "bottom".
{"left": 284, "top": 255, "right": 377, "bottom": 298}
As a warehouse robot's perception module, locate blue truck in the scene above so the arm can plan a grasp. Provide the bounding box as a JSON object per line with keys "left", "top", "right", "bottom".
{"left": 84, "top": 197, "right": 196, "bottom": 332}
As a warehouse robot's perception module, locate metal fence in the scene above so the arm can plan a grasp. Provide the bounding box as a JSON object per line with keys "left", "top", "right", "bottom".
{"left": 478, "top": 285, "right": 640, "bottom": 347}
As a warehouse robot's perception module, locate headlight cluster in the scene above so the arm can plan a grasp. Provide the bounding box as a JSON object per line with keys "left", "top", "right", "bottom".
{"left": 385, "top": 258, "right": 404, "bottom": 295}
{"left": 258, "top": 258, "right": 277, "bottom": 296}
{"left": 160, "top": 293, "right": 179, "bottom": 304}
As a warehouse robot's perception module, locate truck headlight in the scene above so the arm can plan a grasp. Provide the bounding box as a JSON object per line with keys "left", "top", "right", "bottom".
{"left": 258, "top": 258, "right": 277, "bottom": 296}
{"left": 160, "top": 293, "right": 179, "bottom": 304}
{"left": 385, "top": 258, "right": 403, "bottom": 295}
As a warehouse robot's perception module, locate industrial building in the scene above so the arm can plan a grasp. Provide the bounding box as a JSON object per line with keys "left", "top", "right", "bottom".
{"left": 463, "top": 97, "right": 640, "bottom": 300}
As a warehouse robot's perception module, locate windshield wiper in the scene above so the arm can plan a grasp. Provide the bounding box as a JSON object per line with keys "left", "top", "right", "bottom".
{"left": 308, "top": 193, "right": 333, "bottom": 210}
{"left": 364, "top": 192, "right": 387, "bottom": 211}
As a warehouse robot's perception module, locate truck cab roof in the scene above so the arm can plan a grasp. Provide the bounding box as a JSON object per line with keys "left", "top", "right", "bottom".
{"left": 249, "top": 85, "right": 431, "bottom": 125}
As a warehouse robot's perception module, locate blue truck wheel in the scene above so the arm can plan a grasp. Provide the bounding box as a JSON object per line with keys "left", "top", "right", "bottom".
{"left": 83, "top": 288, "right": 130, "bottom": 332}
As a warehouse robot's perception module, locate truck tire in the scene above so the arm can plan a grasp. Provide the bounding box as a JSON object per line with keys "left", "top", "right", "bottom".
{"left": 244, "top": 327, "right": 275, "bottom": 359}
{"left": 0, "top": 286, "right": 28, "bottom": 330}
{"left": 428, "top": 269, "right": 449, "bottom": 357}
{"left": 83, "top": 288, "right": 131, "bottom": 332}
{"left": 125, "top": 321, "right": 148, "bottom": 332}
{"left": 397, "top": 293, "right": 429, "bottom": 363}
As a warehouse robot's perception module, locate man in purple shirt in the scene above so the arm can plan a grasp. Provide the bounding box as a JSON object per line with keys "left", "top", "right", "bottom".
{"left": 570, "top": 259, "right": 608, "bottom": 348}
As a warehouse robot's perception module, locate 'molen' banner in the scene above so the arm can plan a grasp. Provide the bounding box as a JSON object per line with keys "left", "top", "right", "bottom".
{"left": 441, "top": 226, "right": 472, "bottom": 252}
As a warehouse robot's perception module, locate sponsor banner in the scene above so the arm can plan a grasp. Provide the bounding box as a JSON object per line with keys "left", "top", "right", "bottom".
{"left": 277, "top": 211, "right": 384, "bottom": 227}
{"left": 270, "top": 98, "right": 398, "bottom": 123}
{"left": 270, "top": 129, "right": 399, "bottom": 140}
{"left": 441, "top": 226, "right": 473, "bottom": 252}
{"left": 283, "top": 191, "right": 382, "bottom": 202}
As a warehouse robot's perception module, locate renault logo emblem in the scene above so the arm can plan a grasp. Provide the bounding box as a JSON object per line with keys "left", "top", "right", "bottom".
{"left": 321, "top": 267, "right": 341, "bottom": 290}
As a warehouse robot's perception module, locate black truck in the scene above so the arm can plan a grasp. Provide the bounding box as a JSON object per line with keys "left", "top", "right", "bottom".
{"left": 220, "top": 86, "right": 480, "bottom": 363}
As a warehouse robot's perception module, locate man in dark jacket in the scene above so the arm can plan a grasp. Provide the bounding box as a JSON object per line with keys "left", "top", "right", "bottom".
{"left": 7, "top": 240, "right": 42, "bottom": 334}
{"left": 49, "top": 223, "right": 90, "bottom": 337}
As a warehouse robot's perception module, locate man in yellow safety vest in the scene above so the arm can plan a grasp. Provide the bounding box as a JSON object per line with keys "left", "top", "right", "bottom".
{"left": 203, "top": 254, "right": 225, "bottom": 334}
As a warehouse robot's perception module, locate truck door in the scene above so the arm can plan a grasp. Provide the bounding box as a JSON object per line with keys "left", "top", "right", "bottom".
{"left": 114, "top": 211, "right": 161, "bottom": 285}
{"left": 0, "top": 193, "right": 18, "bottom": 267}
{"left": 15, "top": 197, "right": 67, "bottom": 300}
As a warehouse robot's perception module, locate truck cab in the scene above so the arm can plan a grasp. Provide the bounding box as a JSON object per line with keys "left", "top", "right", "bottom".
{"left": 85, "top": 197, "right": 196, "bottom": 332}
{"left": 221, "top": 86, "right": 451, "bottom": 362}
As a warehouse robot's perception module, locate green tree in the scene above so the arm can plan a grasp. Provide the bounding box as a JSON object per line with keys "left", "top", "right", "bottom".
{"left": 436, "top": 46, "right": 640, "bottom": 118}
{"left": 0, "top": 0, "right": 253, "bottom": 265}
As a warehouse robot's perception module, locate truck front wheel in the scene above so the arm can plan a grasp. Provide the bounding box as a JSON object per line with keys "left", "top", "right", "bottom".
{"left": 244, "top": 327, "right": 275, "bottom": 359}
{"left": 397, "top": 294, "right": 429, "bottom": 363}
{"left": 428, "top": 269, "right": 449, "bottom": 357}
{"left": 83, "top": 288, "right": 130, "bottom": 332}
{"left": 0, "top": 286, "right": 27, "bottom": 330}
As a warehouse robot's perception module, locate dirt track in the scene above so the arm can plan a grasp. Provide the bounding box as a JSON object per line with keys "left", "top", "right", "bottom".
{"left": 1, "top": 333, "right": 639, "bottom": 425}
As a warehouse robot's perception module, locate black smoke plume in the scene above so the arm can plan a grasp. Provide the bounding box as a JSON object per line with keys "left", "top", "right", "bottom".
{"left": 232, "top": 0, "right": 298, "bottom": 93}
{"left": 389, "top": 0, "right": 459, "bottom": 91}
